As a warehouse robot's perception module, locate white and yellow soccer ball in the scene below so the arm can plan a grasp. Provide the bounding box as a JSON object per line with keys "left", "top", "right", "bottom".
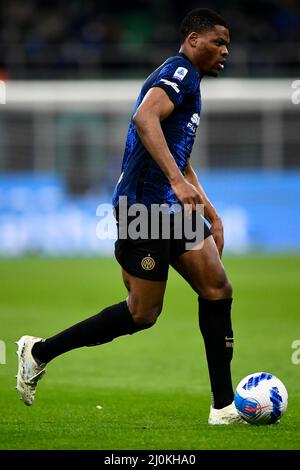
{"left": 234, "top": 372, "right": 288, "bottom": 425}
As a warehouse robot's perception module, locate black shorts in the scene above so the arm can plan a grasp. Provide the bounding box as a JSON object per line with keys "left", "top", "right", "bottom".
{"left": 114, "top": 209, "right": 211, "bottom": 281}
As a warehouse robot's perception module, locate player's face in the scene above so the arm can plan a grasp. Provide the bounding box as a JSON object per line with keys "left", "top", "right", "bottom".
{"left": 194, "top": 25, "right": 230, "bottom": 77}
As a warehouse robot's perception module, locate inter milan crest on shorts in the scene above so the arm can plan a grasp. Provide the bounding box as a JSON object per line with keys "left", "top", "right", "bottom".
{"left": 141, "top": 255, "right": 156, "bottom": 271}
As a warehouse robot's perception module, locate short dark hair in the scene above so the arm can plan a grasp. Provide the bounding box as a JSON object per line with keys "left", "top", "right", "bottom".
{"left": 180, "top": 8, "right": 228, "bottom": 42}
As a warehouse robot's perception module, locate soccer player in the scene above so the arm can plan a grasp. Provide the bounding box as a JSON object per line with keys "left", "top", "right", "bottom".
{"left": 16, "top": 8, "right": 244, "bottom": 424}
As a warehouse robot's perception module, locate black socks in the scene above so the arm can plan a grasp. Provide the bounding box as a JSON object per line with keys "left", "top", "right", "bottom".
{"left": 32, "top": 301, "right": 152, "bottom": 364}
{"left": 32, "top": 296, "right": 234, "bottom": 410}
{"left": 198, "top": 297, "right": 234, "bottom": 410}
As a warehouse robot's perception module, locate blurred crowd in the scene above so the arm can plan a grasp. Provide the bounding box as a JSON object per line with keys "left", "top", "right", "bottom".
{"left": 0, "top": 0, "right": 299, "bottom": 79}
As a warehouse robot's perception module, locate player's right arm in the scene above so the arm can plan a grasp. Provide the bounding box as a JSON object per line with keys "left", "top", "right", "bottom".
{"left": 132, "top": 87, "right": 201, "bottom": 210}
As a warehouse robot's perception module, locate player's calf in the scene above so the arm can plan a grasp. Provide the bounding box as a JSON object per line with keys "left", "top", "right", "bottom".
{"left": 198, "top": 297, "right": 234, "bottom": 410}
{"left": 25, "top": 300, "right": 156, "bottom": 366}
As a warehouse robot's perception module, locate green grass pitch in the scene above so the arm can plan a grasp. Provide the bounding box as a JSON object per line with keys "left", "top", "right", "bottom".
{"left": 0, "top": 255, "right": 299, "bottom": 450}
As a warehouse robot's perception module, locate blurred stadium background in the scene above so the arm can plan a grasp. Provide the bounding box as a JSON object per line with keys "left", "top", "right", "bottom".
{"left": 1, "top": 0, "right": 300, "bottom": 452}
{"left": 0, "top": 0, "right": 300, "bottom": 256}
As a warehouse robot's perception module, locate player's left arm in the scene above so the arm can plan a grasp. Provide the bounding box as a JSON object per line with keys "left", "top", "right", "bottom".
{"left": 184, "top": 161, "right": 224, "bottom": 257}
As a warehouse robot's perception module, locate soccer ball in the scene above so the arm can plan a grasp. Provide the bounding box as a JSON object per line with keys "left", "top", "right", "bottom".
{"left": 234, "top": 372, "right": 288, "bottom": 425}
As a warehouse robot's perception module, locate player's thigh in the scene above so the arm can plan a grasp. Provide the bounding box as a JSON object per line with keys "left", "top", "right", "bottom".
{"left": 122, "top": 269, "right": 167, "bottom": 324}
{"left": 172, "top": 235, "right": 232, "bottom": 299}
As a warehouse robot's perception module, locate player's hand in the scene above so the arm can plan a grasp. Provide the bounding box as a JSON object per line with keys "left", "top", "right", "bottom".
{"left": 171, "top": 177, "right": 201, "bottom": 212}
{"left": 210, "top": 216, "right": 224, "bottom": 258}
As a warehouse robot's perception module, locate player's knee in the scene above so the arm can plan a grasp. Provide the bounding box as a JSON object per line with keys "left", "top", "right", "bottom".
{"left": 222, "top": 278, "right": 233, "bottom": 298}
{"left": 200, "top": 277, "right": 233, "bottom": 300}
{"left": 130, "top": 301, "right": 163, "bottom": 326}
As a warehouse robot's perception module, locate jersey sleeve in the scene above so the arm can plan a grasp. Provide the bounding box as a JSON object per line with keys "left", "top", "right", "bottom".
{"left": 151, "top": 60, "right": 197, "bottom": 107}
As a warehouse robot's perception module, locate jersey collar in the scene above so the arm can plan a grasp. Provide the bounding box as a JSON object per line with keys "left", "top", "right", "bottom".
{"left": 177, "top": 52, "right": 193, "bottom": 64}
{"left": 177, "top": 52, "right": 201, "bottom": 78}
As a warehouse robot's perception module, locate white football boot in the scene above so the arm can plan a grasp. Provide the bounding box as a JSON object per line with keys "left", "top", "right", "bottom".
{"left": 208, "top": 402, "right": 246, "bottom": 425}
{"left": 16, "top": 335, "right": 46, "bottom": 406}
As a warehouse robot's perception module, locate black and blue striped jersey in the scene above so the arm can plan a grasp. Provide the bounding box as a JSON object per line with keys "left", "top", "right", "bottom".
{"left": 112, "top": 52, "right": 201, "bottom": 210}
